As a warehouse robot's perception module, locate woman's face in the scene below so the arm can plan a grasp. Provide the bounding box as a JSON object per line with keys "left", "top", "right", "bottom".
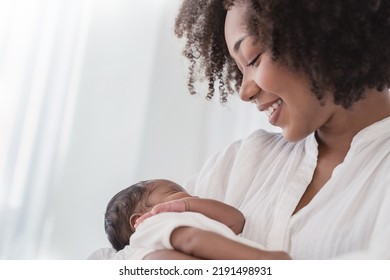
{"left": 224, "top": 3, "right": 336, "bottom": 141}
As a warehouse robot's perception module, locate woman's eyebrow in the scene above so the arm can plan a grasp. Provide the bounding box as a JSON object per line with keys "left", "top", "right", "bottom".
{"left": 234, "top": 35, "right": 248, "bottom": 52}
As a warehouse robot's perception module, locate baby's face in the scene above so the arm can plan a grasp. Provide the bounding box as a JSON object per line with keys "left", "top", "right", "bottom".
{"left": 142, "top": 180, "right": 192, "bottom": 212}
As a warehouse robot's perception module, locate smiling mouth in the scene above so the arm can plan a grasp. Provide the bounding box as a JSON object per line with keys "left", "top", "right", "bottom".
{"left": 265, "top": 99, "right": 283, "bottom": 118}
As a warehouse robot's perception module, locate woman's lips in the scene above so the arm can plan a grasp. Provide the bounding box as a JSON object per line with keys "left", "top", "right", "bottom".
{"left": 257, "top": 99, "right": 281, "bottom": 111}
{"left": 257, "top": 98, "right": 283, "bottom": 125}
{"left": 268, "top": 99, "right": 283, "bottom": 125}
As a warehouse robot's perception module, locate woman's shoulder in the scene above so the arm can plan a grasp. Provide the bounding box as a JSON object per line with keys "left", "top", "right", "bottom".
{"left": 185, "top": 129, "right": 311, "bottom": 198}
{"left": 210, "top": 129, "right": 307, "bottom": 169}
{"left": 246, "top": 129, "right": 284, "bottom": 143}
{"left": 240, "top": 129, "right": 302, "bottom": 152}
{"left": 210, "top": 129, "right": 306, "bottom": 161}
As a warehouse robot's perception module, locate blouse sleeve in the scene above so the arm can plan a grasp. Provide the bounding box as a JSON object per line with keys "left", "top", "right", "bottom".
{"left": 184, "top": 138, "right": 243, "bottom": 201}
{"left": 334, "top": 189, "right": 390, "bottom": 260}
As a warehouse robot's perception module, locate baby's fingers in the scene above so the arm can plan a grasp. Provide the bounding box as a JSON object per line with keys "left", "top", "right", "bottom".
{"left": 135, "top": 200, "right": 189, "bottom": 228}
{"left": 151, "top": 200, "right": 186, "bottom": 214}
{"left": 151, "top": 202, "right": 173, "bottom": 214}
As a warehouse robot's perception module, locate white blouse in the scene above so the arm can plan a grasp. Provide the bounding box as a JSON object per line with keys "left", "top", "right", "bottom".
{"left": 185, "top": 117, "right": 390, "bottom": 259}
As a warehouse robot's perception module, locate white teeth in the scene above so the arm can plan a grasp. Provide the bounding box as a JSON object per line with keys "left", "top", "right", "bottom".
{"left": 265, "top": 99, "right": 282, "bottom": 118}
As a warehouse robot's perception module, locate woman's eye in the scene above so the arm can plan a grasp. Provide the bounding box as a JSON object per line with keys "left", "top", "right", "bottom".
{"left": 246, "top": 53, "right": 261, "bottom": 67}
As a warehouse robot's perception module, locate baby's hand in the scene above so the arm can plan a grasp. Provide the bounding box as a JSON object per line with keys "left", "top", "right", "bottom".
{"left": 135, "top": 199, "right": 190, "bottom": 228}
{"left": 151, "top": 199, "right": 190, "bottom": 214}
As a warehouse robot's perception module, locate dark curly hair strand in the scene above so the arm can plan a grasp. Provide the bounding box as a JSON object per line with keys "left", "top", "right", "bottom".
{"left": 175, "top": 0, "right": 242, "bottom": 103}
{"left": 175, "top": 0, "right": 390, "bottom": 108}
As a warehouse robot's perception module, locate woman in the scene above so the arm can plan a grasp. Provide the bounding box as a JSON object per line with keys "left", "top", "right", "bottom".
{"left": 146, "top": 0, "right": 390, "bottom": 259}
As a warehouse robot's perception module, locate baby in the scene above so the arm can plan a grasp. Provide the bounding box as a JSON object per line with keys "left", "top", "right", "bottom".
{"left": 103, "top": 179, "right": 286, "bottom": 259}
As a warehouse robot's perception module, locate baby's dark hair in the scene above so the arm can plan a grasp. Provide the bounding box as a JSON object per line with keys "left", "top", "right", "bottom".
{"left": 104, "top": 181, "right": 149, "bottom": 251}
{"left": 175, "top": 0, "right": 390, "bottom": 108}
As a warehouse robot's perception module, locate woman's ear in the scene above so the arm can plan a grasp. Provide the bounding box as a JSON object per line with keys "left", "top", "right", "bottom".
{"left": 129, "top": 213, "right": 142, "bottom": 232}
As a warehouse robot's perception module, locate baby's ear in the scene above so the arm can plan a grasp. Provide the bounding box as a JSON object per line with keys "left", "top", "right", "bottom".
{"left": 129, "top": 213, "right": 142, "bottom": 232}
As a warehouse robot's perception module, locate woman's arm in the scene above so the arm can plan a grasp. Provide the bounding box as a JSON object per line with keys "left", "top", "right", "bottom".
{"left": 170, "top": 226, "right": 291, "bottom": 260}
{"left": 143, "top": 249, "right": 201, "bottom": 260}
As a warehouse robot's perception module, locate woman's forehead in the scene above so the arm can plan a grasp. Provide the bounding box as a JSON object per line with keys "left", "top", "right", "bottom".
{"left": 225, "top": 2, "right": 248, "bottom": 33}
{"left": 225, "top": 2, "right": 250, "bottom": 53}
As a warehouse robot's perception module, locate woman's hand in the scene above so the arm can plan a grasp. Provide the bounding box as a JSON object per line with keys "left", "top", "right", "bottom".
{"left": 135, "top": 199, "right": 189, "bottom": 228}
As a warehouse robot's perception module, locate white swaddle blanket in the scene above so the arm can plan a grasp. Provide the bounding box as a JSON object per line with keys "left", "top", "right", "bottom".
{"left": 88, "top": 212, "right": 263, "bottom": 260}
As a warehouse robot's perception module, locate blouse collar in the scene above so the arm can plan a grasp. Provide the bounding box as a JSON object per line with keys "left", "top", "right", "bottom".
{"left": 305, "top": 115, "right": 390, "bottom": 156}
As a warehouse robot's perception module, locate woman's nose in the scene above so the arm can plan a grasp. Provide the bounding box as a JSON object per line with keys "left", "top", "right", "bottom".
{"left": 238, "top": 76, "right": 261, "bottom": 102}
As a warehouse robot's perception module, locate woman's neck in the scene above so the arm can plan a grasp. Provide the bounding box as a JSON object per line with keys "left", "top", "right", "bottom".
{"left": 316, "top": 88, "right": 390, "bottom": 155}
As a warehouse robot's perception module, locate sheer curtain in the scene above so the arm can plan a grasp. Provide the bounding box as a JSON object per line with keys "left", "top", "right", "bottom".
{"left": 0, "top": 0, "right": 92, "bottom": 258}
{"left": 0, "top": 0, "right": 279, "bottom": 259}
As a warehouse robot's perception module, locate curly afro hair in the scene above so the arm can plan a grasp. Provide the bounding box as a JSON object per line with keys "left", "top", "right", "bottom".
{"left": 174, "top": 0, "right": 242, "bottom": 103}
{"left": 174, "top": 0, "right": 390, "bottom": 108}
